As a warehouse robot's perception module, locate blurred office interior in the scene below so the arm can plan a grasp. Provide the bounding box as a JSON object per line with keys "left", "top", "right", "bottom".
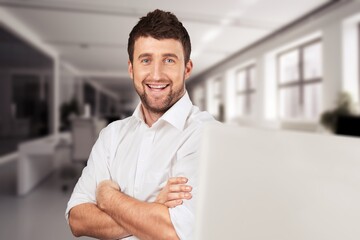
{"left": 1, "top": 0, "right": 360, "bottom": 239}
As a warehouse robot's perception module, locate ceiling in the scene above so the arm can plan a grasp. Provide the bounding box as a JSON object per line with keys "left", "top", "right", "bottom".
{"left": 0, "top": 0, "right": 333, "bottom": 95}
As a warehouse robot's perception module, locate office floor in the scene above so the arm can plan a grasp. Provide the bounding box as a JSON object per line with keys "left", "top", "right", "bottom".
{"left": 0, "top": 161, "right": 92, "bottom": 240}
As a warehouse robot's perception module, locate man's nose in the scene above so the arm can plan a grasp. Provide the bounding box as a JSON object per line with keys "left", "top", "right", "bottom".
{"left": 150, "top": 62, "right": 163, "bottom": 81}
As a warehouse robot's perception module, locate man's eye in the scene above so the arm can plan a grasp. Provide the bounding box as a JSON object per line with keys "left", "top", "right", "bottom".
{"left": 141, "top": 59, "right": 150, "bottom": 63}
{"left": 164, "top": 59, "right": 175, "bottom": 63}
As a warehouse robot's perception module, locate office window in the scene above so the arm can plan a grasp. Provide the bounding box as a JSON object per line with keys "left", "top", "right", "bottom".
{"left": 84, "top": 83, "right": 96, "bottom": 116}
{"left": 193, "top": 85, "right": 206, "bottom": 110}
{"left": 278, "top": 39, "right": 322, "bottom": 120}
{"left": 358, "top": 23, "right": 360, "bottom": 102}
{"left": 207, "top": 77, "right": 224, "bottom": 121}
{"left": 214, "top": 78, "right": 224, "bottom": 120}
{"left": 235, "top": 65, "right": 256, "bottom": 116}
{"left": 12, "top": 74, "right": 50, "bottom": 137}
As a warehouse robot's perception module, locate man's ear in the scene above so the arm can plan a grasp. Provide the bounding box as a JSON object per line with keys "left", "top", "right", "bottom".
{"left": 128, "top": 60, "right": 134, "bottom": 79}
{"left": 184, "top": 59, "right": 193, "bottom": 80}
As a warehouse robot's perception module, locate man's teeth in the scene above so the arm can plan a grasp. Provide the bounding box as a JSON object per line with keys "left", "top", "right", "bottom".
{"left": 148, "top": 84, "right": 167, "bottom": 89}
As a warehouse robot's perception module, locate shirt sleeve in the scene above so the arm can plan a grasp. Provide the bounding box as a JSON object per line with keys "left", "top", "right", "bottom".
{"left": 65, "top": 125, "right": 112, "bottom": 221}
{"left": 169, "top": 126, "right": 203, "bottom": 240}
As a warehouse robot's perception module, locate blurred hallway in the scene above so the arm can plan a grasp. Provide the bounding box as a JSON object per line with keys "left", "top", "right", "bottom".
{"left": 1, "top": 0, "right": 360, "bottom": 239}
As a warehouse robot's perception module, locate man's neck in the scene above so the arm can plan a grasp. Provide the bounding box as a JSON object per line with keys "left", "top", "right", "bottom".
{"left": 141, "top": 105, "right": 163, "bottom": 127}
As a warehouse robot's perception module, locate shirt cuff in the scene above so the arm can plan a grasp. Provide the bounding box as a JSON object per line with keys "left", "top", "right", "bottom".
{"left": 65, "top": 193, "right": 96, "bottom": 223}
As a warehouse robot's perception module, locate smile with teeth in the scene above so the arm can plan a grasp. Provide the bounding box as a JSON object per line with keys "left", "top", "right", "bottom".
{"left": 147, "top": 84, "right": 169, "bottom": 90}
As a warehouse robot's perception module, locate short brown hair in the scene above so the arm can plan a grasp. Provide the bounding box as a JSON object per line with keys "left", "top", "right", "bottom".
{"left": 127, "top": 9, "right": 191, "bottom": 64}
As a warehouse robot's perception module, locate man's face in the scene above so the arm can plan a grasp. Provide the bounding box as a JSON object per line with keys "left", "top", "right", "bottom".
{"left": 128, "top": 36, "right": 193, "bottom": 114}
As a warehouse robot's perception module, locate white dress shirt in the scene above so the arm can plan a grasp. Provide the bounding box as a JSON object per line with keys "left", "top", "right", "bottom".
{"left": 66, "top": 92, "right": 215, "bottom": 239}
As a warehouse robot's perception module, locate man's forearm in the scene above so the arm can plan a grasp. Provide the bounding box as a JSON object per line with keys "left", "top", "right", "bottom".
{"left": 68, "top": 203, "right": 130, "bottom": 239}
{"left": 98, "top": 191, "right": 180, "bottom": 240}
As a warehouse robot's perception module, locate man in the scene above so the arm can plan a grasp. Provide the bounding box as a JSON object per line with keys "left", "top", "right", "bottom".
{"left": 66, "top": 9, "right": 215, "bottom": 239}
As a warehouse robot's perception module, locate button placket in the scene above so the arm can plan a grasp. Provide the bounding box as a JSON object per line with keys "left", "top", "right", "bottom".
{"left": 134, "top": 126, "right": 153, "bottom": 197}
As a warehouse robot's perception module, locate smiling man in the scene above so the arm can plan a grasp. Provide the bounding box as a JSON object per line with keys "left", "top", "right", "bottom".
{"left": 66, "top": 9, "right": 215, "bottom": 240}
{"left": 130, "top": 36, "right": 191, "bottom": 126}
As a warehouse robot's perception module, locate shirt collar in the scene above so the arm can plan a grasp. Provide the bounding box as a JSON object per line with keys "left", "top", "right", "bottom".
{"left": 132, "top": 101, "right": 145, "bottom": 123}
{"left": 132, "top": 91, "right": 193, "bottom": 131}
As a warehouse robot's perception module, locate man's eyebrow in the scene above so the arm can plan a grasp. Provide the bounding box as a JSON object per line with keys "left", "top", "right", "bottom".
{"left": 137, "top": 53, "right": 179, "bottom": 60}
{"left": 163, "top": 53, "right": 179, "bottom": 59}
{"left": 138, "top": 53, "right": 152, "bottom": 59}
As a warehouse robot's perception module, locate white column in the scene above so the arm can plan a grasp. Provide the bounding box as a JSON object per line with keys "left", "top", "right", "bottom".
{"left": 53, "top": 57, "right": 60, "bottom": 135}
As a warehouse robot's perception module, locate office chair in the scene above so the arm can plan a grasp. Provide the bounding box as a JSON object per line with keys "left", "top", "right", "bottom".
{"left": 60, "top": 118, "right": 97, "bottom": 192}
{"left": 71, "top": 118, "right": 97, "bottom": 164}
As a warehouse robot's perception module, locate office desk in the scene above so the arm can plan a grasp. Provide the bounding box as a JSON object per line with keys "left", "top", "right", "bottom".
{"left": 17, "top": 133, "right": 71, "bottom": 196}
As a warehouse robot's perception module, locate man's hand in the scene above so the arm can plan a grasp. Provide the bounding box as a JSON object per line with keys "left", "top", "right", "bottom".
{"left": 96, "top": 180, "right": 120, "bottom": 211}
{"left": 155, "top": 177, "right": 192, "bottom": 208}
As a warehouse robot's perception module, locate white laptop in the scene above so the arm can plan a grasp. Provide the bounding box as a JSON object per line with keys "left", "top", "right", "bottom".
{"left": 195, "top": 123, "right": 360, "bottom": 240}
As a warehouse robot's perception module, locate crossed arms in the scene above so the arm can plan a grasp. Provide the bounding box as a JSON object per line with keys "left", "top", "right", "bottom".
{"left": 68, "top": 177, "right": 193, "bottom": 240}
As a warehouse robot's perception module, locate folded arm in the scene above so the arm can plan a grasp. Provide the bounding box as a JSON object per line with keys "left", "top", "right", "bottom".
{"left": 95, "top": 179, "right": 192, "bottom": 240}
{"left": 69, "top": 203, "right": 130, "bottom": 240}
{"left": 68, "top": 177, "right": 192, "bottom": 239}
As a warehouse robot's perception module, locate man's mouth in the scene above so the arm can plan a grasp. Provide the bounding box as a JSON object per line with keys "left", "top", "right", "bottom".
{"left": 146, "top": 84, "right": 169, "bottom": 90}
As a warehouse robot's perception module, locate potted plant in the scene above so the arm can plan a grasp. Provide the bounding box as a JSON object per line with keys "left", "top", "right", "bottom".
{"left": 320, "top": 92, "right": 359, "bottom": 133}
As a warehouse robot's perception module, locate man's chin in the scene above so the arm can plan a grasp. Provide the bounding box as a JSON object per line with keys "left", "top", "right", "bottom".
{"left": 145, "top": 103, "right": 170, "bottom": 114}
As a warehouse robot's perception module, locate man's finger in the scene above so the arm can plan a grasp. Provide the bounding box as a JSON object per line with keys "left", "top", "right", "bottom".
{"left": 168, "top": 177, "right": 188, "bottom": 185}
{"left": 169, "top": 184, "right": 192, "bottom": 192}
{"left": 165, "top": 199, "right": 183, "bottom": 208}
{"left": 167, "top": 192, "right": 192, "bottom": 201}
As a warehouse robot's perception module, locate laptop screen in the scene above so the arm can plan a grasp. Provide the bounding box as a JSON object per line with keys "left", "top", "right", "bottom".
{"left": 195, "top": 123, "right": 360, "bottom": 240}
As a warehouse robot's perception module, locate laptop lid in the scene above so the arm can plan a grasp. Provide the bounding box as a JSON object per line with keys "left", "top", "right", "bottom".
{"left": 195, "top": 123, "right": 360, "bottom": 240}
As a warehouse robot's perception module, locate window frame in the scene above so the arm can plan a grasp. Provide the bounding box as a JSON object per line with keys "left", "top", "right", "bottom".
{"left": 235, "top": 64, "right": 256, "bottom": 115}
{"left": 276, "top": 38, "right": 322, "bottom": 120}
{"left": 358, "top": 23, "right": 360, "bottom": 102}
{"left": 212, "top": 76, "right": 224, "bottom": 120}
